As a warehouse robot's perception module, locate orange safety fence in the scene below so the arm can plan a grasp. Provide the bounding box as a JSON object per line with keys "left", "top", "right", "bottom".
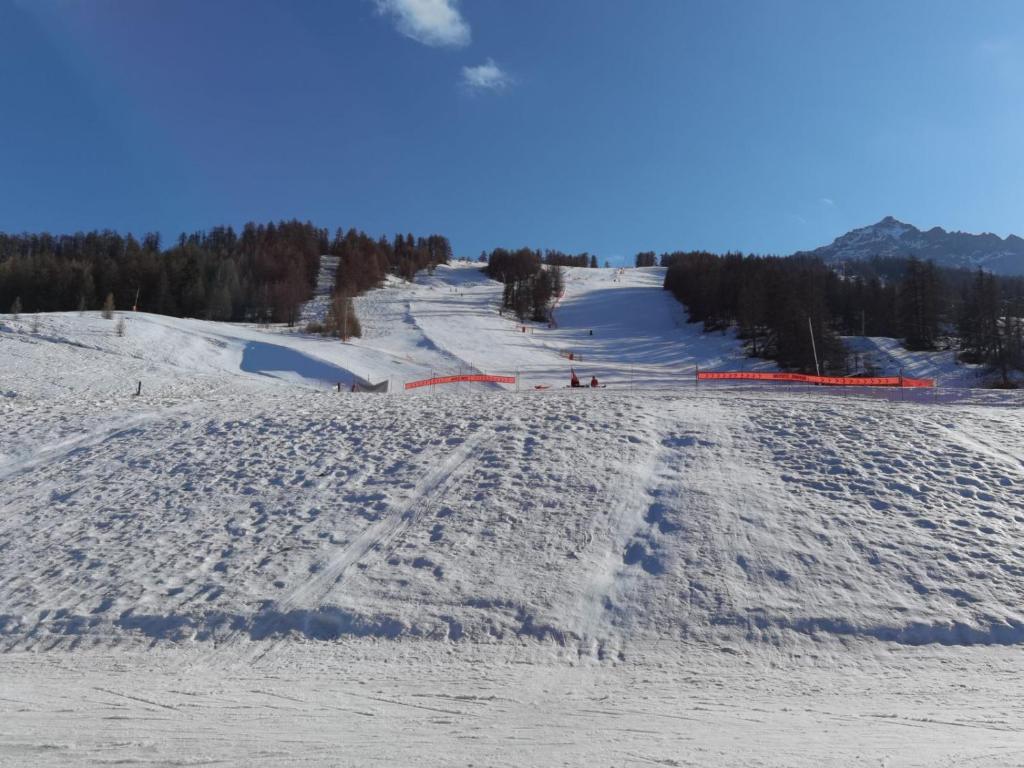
{"left": 405, "top": 373, "right": 517, "bottom": 390}
{"left": 697, "top": 371, "right": 934, "bottom": 388}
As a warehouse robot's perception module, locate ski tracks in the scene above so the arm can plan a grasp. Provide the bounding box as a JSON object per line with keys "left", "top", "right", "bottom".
{"left": 0, "top": 410, "right": 174, "bottom": 484}
{"left": 206, "top": 429, "right": 491, "bottom": 667}
{"left": 277, "top": 430, "right": 488, "bottom": 613}
{"left": 573, "top": 415, "right": 663, "bottom": 660}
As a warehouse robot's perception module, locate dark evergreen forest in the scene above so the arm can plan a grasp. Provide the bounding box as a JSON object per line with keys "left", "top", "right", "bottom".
{"left": 0, "top": 223, "right": 452, "bottom": 327}
{"left": 482, "top": 248, "right": 568, "bottom": 322}
{"left": 659, "top": 251, "right": 1024, "bottom": 381}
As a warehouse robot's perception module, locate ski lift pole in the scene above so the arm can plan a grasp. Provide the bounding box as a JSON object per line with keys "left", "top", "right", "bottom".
{"left": 808, "top": 316, "right": 821, "bottom": 377}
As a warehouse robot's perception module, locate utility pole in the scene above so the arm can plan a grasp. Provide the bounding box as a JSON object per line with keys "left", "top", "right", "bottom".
{"left": 808, "top": 316, "right": 821, "bottom": 377}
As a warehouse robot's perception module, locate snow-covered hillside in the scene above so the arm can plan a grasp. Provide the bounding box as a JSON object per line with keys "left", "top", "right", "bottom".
{"left": 2, "top": 264, "right": 1024, "bottom": 766}
{"left": 4, "top": 384, "right": 1023, "bottom": 650}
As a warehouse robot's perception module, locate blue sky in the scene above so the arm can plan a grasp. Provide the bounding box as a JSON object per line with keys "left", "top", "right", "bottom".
{"left": 2, "top": 1, "right": 1022, "bottom": 263}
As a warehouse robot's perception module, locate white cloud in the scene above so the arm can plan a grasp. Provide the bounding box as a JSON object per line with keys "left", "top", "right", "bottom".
{"left": 374, "top": 0, "right": 470, "bottom": 47}
{"left": 819, "top": 197, "right": 835, "bottom": 208}
{"left": 461, "top": 59, "right": 513, "bottom": 92}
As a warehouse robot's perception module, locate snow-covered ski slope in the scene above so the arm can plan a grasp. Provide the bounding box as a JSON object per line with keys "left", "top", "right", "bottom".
{"left": 348, "top": 262, "right": 778, "bottom": 389}
{"left": 2, "top": 261, "right": 1024, "bottom": 766}
{"left": 3, "top": 377, "right": 1023, "bottom": 651}
{"left": 0, "top": 261, "right": 980, "bottom": 399}
{"left": 297, "top": 253, "right": 340, "bottom": 325}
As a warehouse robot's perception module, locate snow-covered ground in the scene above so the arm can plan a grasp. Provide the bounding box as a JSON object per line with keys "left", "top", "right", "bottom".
{"left": 2, "top": 262, "right": 1023, "bottom": 766}
{"left": 297, "top": 254, "right": 340, "bottom": 326}
{"left": 346, "top": 262, "right": 777, "bottom": 389}
{"left": 844, "top": 335, "right": 990, "bottom": 387}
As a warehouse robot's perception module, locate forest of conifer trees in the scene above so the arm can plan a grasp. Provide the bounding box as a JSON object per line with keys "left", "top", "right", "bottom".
{"left": 0, "top": 222, "right": 323, "bottom": 325}
{"left": 0, "top": 223, "right": 452, "bottom": 330}
{"left": 482, "top": 248, "right": 569, "bottom": 322}
{"left": 659, "top": 251, "right": 1024, "bottom": 381}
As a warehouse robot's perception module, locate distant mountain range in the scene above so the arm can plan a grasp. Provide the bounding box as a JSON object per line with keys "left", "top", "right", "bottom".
{"left": 795, "top": 216, "right": 1024, "bottom": 276}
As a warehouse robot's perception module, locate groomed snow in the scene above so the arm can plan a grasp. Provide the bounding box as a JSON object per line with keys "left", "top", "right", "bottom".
{"left": 1, "top": 261, "right": 1023, "bottom": 766}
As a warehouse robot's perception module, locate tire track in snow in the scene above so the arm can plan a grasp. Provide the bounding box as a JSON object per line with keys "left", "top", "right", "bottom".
{"left": 202, "top": 429, "right": 490, "bottom": 667}
{"left": 0, "top": 411, "right": 170, "bottom": 484}
{"left": 0, "top": 405, "right": 205, "bottom": 541}
{"left": 938, "top": 421, "right": 1024, "bottom": 473}
{"left": 573, "top": 422, "right": 662, "bottom": 659}
{"left": 0, "top": 382, "right": 230, "bottom": 486}
{"left": 276, "top": 430, "right": 488, "bottom": 613}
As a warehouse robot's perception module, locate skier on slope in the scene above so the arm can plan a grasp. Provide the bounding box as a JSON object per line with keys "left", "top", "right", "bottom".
{"left": 590, "top": 375, "right": 599, "bottom": 388}
{"left": 570, "top": 368, "right": 581, "bottom": 388}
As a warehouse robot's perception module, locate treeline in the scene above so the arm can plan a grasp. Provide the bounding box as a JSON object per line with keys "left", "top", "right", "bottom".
{"left": 541, "top": 250, "right": 598, "bottom": 268}
{"left": 306, "top": 230, "right": 450, "bottom": 339}
{"left": 0, "top": 223, "right": 452, "bottom": 328}
{"left": 659, "top": 251, "right": 1024, "bottom": 382}
{"left": 481, "top": 248, "right": 565, "bottom": 322}
{"left": 957, "top": 269, "right": 1024, "bottom": 384}
{"left": 329, "top": 230, "right": 452, "bottom": 296}
{"left": 0, "top": 222, "right": 324, "bottom": 324}
{"left": 480, "top": 249, "right": 600, "bottom": 269}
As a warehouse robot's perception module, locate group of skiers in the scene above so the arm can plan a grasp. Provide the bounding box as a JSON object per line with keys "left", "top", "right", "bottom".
{"left": 569, "top": 368, "right": 599, "bottom": 388}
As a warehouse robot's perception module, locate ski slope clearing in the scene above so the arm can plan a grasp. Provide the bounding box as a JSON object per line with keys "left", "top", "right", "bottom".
{"left": 844, "top": 335, "right": 990, "bottom": 387}
{"left": 2, "top": 271, "right": 1024, "bottom": 766}
{"left": 347, "top": 262, "right": 776, "bottom": 389}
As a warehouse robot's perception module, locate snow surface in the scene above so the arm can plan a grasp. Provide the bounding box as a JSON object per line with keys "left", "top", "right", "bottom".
{"left": 297, "top": 254, "right": 340, "bottom": 325}
{"left": 2, "top": 262, "right": 1024, "bottom": 766}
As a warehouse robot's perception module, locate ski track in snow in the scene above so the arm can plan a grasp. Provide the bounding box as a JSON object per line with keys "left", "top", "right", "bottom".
{"left": 2, "top": 261, "right": 1024, "bottom": 765}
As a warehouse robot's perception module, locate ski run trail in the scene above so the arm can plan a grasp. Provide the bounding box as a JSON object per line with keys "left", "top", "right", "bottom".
{"left": 1, "top": 261, "right": 1023, "bottom": 767}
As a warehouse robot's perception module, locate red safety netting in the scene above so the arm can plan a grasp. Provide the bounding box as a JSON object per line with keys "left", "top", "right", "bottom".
{"left": 405, "top": 373, "right": 517, "bottom": 390}
{"left": 697, "top": 371, "right": 934, "bottom": 388}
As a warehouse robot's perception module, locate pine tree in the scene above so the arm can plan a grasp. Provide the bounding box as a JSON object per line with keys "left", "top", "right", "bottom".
{"left": 898, "top": 258, "right": 941, "bottom": 350}
{"left": 550, "top": 265, "right": 565, "bottom": 300}
{"left": 326, "top": 293, "right": 361, "bottom": 339}
{"left": 956, "top": 269, "right": 995, "bottom": 363}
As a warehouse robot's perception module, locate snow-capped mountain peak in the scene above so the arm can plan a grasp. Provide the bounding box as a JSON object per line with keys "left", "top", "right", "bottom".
{"left": 796, "top": 217, "right": 1024, "bottom": 275}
